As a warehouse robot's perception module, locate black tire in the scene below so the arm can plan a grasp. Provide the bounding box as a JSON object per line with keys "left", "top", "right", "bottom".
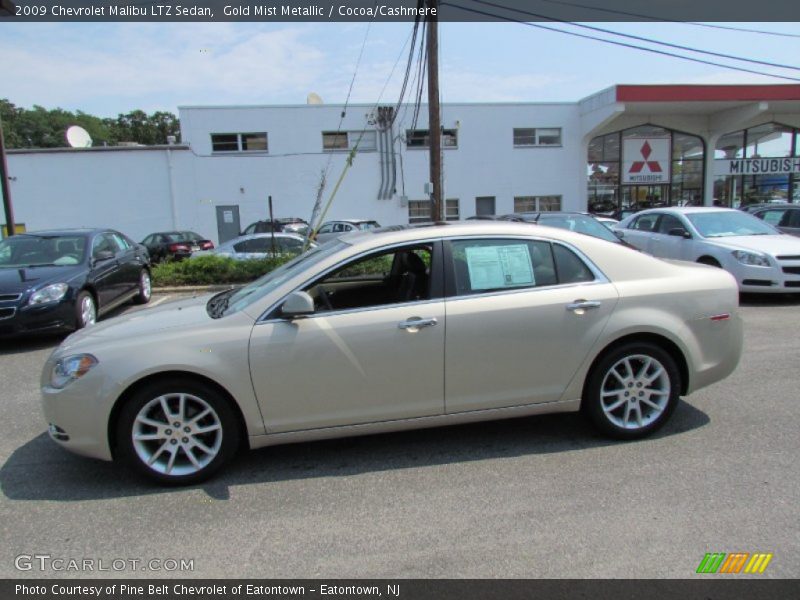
{"left": 133, "top": 269, "right": 152, "bottom": 305}
{"left": 697, "top": 256, "right": 721, "bottom": 268}
{"left": 116, "top": 378, "right": 240, "bottom": 485}
{"left": 583, "top": 342, "right": 681, "bottom": 440}
{"left": 74, "top": 290, "right": 97, "bottom": 330}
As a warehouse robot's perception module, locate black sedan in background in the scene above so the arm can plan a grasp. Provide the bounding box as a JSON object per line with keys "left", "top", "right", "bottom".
{"left": 0, "top": 229, "right": 151, "bottom": 337}
{"left": 141, "top": 231, "right": 214, "bottom": 262}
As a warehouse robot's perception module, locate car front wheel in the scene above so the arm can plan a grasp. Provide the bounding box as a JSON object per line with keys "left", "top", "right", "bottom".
{"left": 133, "top": 269, "right": 152, "bottom": 304}
{"left": 116, "top": 379, "right": 240, "bottom": 484}
{"left": 583, "top": 342, "right": 681, "bottom": 439}
{"left": 74, "top": 291, "right": 97, "bottom": 329}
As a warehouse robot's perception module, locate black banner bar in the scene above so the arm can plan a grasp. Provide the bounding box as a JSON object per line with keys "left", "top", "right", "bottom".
{"left": 3, "top": 579, "right": 800, "bottom": 600}
{"left": 1, "top": 0, "right": 799, "bottom": 22}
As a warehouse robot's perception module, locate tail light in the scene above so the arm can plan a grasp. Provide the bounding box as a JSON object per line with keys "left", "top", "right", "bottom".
{"left": 169, "top": 243, "right": 191, "bottom": 252}
{"left": 200, "top": 241, "right": 214, "bottom": 250}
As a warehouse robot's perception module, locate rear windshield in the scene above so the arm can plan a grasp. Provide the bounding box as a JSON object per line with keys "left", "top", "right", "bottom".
{"left": 357, "top": 221, "right": 381, "bottom": 230}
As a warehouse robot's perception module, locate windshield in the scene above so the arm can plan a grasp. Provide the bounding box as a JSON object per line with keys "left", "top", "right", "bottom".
{"left": 0, "top": 234, "right": 87, "bottom": 267}
{"left": 686, "top": 211, "right": 778, "bottom": 238}
{"left": 537, "top": 215, "right": 619, "bottom": 243}
{"left": 210, "top": 241, "right": 348, "bottom": 317}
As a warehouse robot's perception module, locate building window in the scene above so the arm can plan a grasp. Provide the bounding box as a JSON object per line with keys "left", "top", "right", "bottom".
{"left": 408, "top": 200, "right": 431, "bottom": 224}
{"left": 406, "top": 129, "right": 458, "bottom": 149}
{"left": 408, "top": 198, "right": 459, "bottom": 223}
{"left": 714, "top": 122, "right": 799, "bottom": 208}
{"left": 211, "top": 132, "right": 268, "bottom": 153}
{"left": 587, "top": 125, "right": 705, "bottom": 214}
{"left": 514, "top": 195, "right": 562, "bottom": 212}
{"left": 513, "top": 127, "right": 562, "bottom": 147}
{"left": 445, "top": 199, "right": 459, "bottom": 221}
{"left": 322, "top": 130, "right": 377, "bottom": 152}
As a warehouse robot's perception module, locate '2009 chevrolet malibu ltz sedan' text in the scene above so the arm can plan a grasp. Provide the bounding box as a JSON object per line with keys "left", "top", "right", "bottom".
{"left": 41, "top": 222, "right": 743, "bottom": 484}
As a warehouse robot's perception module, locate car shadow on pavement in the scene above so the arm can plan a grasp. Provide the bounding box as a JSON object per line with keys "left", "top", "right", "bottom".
{"left": 0, "top": 334, "right": 64, "bottom": 356}
{"left": 0, "top": 400, "right": 710, "bottom": 502}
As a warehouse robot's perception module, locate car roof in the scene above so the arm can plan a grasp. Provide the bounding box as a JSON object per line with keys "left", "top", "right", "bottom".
{"left": 336, "top": 220, "right": 617, "bottom": 249}
{"left": 12, "top": 228, "right": 103, "bottom": 237}
{"left": 636, "top": 207, "right": 737, "bottom": 214}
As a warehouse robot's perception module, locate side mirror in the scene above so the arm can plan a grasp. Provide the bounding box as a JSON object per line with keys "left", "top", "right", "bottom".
{"left": 614, "top": 230, "right": 624, "bottom": 239}
{"left": 668, "top": 228, "right": 691, "bottom": 239}
{"left": 281, "top": 291, "right": 315, "bottom": 318}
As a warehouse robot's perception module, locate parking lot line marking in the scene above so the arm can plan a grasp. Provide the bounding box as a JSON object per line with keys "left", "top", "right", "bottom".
{"left": 150, "top": 296, "right": 172, "bottom": 308}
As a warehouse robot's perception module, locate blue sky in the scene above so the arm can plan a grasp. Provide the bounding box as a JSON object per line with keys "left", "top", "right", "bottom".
{"left": 1, "top": 21, "right": 798, "bottom": 116}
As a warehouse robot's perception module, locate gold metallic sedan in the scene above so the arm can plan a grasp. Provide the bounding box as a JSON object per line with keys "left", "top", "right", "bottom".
{"left": 41, "top": 222, "right": 743, "bottom": 484}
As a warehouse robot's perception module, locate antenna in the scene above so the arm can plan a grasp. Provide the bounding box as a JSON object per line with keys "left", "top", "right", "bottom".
{"left": 306, "top": 92, "right": 324, "bottom": 105}
{"left": 65, "top": 125, "right": 93, "bottom": 148}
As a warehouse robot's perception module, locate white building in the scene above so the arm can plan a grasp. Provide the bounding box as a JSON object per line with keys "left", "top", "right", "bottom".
{"left": 5, "top": 84, "right": 800, "bottom": 244}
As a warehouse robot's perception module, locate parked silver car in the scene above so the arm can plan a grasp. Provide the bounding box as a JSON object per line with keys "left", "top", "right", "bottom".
{"left": 42, "top": 222, "right": 742, "bottom": 484}
{"left": 615, "top": 207, "right": 800, "bottom": 293}
{"left": 195, "top": 232, "right": 315, "bottom": 260}
{"left": 313, "top": 219, "right": 381, "bottom": 243}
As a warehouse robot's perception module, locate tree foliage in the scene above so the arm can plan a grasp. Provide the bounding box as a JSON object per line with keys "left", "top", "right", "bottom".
{"left": 0, "top": 99, "right": 180, "bottom": 149}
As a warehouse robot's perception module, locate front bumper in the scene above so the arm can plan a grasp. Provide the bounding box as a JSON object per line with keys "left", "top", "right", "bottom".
{"left": 0, "top": 299, "right": 75, "bottom": 337}
{"left": 41, "top": 365, "right": 115, "bottom": 461}
{"left": 733, "top": 261, "right": 800, "bottom": 293}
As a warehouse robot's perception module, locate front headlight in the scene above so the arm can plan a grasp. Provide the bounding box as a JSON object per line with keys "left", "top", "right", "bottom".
{"left": 28, "top": 283, "right": 69, "bottom": 305}
{"left": 49, "top": 354, "right": 98, "bottom": 389}
{"left": 731, "top": 250, "right": 770, "bottom": 267}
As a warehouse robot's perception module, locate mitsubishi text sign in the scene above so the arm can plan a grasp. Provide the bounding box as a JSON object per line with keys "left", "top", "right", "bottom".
{"left": 623, "top": 137, "right": 671, "bottom": 184}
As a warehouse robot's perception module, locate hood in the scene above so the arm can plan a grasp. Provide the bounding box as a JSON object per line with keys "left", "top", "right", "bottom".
{"left": 707, "top": 234, "right": 800, "bottom": 256}
{"left": 0, "top": 265, "right": 84, "bottom": 295}
{"left": 60, "top": 294, "right": 214, "bottom": 350}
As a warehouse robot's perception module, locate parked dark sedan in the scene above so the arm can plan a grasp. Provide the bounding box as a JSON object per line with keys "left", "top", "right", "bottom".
{"left": 141, "top": 231, "right": 214, "bottom": 262}
{"left": 750, "top": 205, "right": 800, "bottom": 237}
{"left": 241, "top": 218, "right": 309, "bottom": 237}
{"left": 0, "top": 229, "right": 151, "bottom": 337}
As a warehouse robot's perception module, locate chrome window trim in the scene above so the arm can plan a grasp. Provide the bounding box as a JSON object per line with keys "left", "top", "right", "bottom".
{"left": 256, "top": 238, "right": 441, "bottom": 323}
{"left": 260, "top": 297, "right": 444, "bottom": 325}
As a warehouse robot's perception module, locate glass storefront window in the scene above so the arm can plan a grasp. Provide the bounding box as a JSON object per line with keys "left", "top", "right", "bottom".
{"left": 715, "top": 122, "right": 798, "bottom": 209}
{"left": 587, "top": 125, "right": 704, "bottom": 214}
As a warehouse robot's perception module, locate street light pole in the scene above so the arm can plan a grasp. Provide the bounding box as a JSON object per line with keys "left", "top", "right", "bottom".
{"left": 426, "top": 0, "right": 443, "bottom": 222}
{"left": 0, "top": 115, "right": 16, "bottom": 237}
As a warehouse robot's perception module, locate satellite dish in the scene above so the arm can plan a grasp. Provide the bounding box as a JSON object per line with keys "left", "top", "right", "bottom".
{"left": 307, "top": 92, "right": 324, "bottom": 105}
{"left": 66, "top": 125, "right": 93, "bottom": 148}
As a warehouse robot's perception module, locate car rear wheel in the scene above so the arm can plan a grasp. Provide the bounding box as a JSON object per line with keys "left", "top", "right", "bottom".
{"left": 116, "top": 379, "right": 240, "bottom": 484}
{"left": 74, "top": 291, "right": 96, "bottom": 329}
{"left": 133, "top": 269, "right": 152, "bottom": 304}
{"left": 584, "top": 342, "right": 680, "bottom": 439}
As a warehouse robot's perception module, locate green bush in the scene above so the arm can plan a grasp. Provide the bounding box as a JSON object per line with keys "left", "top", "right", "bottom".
{"left": 151, "top": 254, "right": 293, "bottom": 287}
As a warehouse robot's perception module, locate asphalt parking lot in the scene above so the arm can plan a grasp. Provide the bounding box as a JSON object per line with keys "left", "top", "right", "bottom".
{"left": 0, "top": 293, "right": 798, "bottom": 579}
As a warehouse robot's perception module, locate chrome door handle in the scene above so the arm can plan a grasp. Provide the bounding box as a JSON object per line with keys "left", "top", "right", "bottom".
{"left": 566, "top": 300, "right": 602, "bottom": 311}
{"left": 398, "top": 317, "right": 438, "bottom": 331}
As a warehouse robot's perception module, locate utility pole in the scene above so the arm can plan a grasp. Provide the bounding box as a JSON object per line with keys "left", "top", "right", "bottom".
{"left": 0, "top": 115, "right": 15, "bottom": 238}
{"left": 426, "top": 0, "right": 443, "bottom": 222}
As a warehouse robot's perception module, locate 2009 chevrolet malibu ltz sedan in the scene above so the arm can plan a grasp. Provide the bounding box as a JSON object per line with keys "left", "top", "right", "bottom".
{"left": 41, "top": 222, "right": 743, "bottom": 484}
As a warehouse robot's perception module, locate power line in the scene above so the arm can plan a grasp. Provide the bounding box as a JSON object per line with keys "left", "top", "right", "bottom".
{"left": 468, "top": 0, "right": 800, "bottom": 72}
{"left": 531, "top": 0, "right": 800, "bottom": 39}
{"left": 441, "top": 2, "right": 800, "bottom": 83}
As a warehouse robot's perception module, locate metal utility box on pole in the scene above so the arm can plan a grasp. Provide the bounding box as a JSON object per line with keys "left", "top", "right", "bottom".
{"left": 0, "top": 115, "right": 16, "bottom": 237}
{"left": 426, "top": 0, "right": 443, "bottom": 222}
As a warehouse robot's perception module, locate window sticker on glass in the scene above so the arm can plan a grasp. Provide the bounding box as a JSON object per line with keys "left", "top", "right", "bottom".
{"left": 464, "top": 244, "right": 535, "bottom": 290}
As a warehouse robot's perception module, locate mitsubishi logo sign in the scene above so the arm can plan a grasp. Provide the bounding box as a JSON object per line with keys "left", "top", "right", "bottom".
{"left": 623, "top": 137, "right": 671, "bottom": 184}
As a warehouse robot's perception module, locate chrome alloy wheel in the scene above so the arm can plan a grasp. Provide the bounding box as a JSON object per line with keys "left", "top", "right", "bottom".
{"left": 132, "top": 393, "right": 223, "bottom": 476}
{"left": 140, "top": 271, "right": 152, "bottom": 301}
{"left": 80, "top": 295, "right": 96, "bottom": 326}
{"left": 600, "top": 354, "right": 670, "bottom": 430}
